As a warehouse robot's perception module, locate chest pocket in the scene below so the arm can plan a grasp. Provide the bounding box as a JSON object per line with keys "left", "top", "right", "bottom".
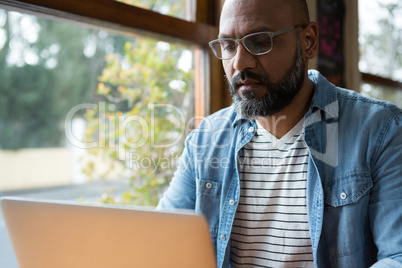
{"left": 196, "top": 178, "right": 222, "bottom": 198}
{"left": 323, "top": 173, "right": 372, "bottom": 207}
{"left": 322, "top": 173, "right": 374, "bottom": 261}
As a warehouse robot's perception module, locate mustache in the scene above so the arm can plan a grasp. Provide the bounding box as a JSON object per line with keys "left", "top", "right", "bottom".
{"left": 230, "top": 70, "right": 271, "bottom": 90}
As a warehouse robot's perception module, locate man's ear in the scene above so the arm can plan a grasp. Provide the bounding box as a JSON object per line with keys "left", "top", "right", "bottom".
{"left": 302, "top": 22, "right": 319, "bottom": 59}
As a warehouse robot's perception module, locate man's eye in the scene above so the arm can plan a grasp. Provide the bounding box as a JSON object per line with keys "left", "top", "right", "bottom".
{"left": 247, "top": 36, "right": 271, "bottom": 52}
{"left": 222, "top": 41, "right": 236, "bottom": 52}
{"left": 254, "top": 39, "right": 270, "bottom": 47}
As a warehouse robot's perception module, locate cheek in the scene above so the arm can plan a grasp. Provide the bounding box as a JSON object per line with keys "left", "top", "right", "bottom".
{"left": 260, "top": 62, "right": 281, "bottom": 80}
{"left": 222, "top": 61, "right": 235, "bottom": 80}
{"left": 259, "top": 36, "right": 296, "bottom": 75}
{"left": 259, "top": 52, "right": 292, "bottom": 81}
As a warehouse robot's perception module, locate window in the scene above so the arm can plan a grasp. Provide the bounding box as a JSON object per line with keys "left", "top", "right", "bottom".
{"left": 0, "top": 1, "right": 222, "bottom": 265}
{"left": 359, "top": 0, "right": 402, "bottom": 107}
{"left": 0, "top": 8, "right": 196, "bottom": 205}
{"left": 0, "top": 0, "right": 221, "bottom": 205}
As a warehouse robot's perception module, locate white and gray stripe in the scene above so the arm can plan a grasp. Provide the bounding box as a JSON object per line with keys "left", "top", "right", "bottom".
{"left": 230, "top": 119, "right": 314, "bottom": 267}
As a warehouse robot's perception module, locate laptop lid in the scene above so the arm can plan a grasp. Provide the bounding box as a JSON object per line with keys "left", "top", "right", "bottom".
{"left": 0, "top": 197, "right": 216, "bottom": 268}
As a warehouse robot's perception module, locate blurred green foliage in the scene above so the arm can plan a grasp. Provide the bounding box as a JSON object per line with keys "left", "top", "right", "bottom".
{"left": 0, "top": 2, "right": 195, "bottom": 206}
{"left": 0, "top": 10, "right": 128, "bottom": 149}
{"left": 82, "top": 38, "right": 194, "bottom": 206}
{"left": 80, "top": 0, "right": 195, "bottom": 206}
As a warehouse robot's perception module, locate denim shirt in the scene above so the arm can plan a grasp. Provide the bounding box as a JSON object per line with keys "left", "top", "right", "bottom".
{"left": 157, "top": 70, "right": 402, "bottom": 268}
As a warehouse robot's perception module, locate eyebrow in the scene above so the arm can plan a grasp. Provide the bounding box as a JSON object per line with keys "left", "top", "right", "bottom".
{"left": 218, "top": 26, "right": 275, "bottom": 39}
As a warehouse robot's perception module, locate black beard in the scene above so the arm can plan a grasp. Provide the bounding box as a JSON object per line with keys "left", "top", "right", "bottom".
{"left": 228, "top": 41, "right": 306, "bottom": 119}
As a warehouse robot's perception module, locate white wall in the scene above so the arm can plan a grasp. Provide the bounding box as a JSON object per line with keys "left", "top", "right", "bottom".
{"left": 0, "top": 148, "right": 72, "bottom": 191}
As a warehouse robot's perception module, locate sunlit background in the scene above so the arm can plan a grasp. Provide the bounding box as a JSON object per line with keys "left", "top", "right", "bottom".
{"left": 359, "top": 0, "right": 402, "bottom": 105}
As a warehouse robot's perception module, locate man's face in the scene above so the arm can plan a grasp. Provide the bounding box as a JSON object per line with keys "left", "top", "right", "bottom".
{"left": 219, "top": 0, "right": 307, "bottom": 119}
{"left": 229, "top": 41, "right": 305, "bottom": 119}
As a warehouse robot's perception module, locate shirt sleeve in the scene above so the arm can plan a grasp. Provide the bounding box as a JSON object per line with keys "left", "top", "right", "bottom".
{"left": 369, "top": 112, "right": 402, "bottom": 265}
{"left": 156, "top": 131, "right": 197, "bottom": 210}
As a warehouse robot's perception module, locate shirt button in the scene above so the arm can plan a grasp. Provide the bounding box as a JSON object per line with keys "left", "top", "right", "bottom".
{"left": 220, "top": 235, "right": 226, "bottom": 241}
{"left": 205, "top": 182, "right": 213, "bottom": 189}
{"left": 229, "top": 200, "right": 235, "bottom": 206}
{"left": 248, "top": 127, "right": 255, "bottom": 133}
{"left": 340, "top": 192, "right": 348, "bottom": 200}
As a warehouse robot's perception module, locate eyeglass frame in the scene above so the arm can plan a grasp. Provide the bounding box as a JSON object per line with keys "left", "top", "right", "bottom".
{"left": 209, "top": 24, "right": 306, "bottom": 60}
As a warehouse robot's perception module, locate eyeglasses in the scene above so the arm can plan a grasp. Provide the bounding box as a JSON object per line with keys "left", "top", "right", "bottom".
{"left": 209, "top": 25, "right": 304, "bottom": 60}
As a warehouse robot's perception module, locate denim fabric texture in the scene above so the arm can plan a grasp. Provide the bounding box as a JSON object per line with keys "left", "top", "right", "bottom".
{"left": 157, "top": 70, "right": 402, "bottom": 268}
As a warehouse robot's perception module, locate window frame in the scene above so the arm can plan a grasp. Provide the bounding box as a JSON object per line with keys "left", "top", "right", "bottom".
{"left": 356, "top": 0, "right": 402, "bottom": 93}
{"left": 361, "top": 72, "right": 402, "bottom": 90}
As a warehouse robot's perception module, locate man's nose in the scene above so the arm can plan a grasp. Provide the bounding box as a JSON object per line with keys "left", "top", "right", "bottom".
{"left": 232, "top": 43, "right": 257, "bottom": 71}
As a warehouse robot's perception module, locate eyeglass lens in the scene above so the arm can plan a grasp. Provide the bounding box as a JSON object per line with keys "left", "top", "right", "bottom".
{"left": 244, "top": 33, "right": 272, "bottom": 54}
{"left": 213, "top": 33, "right": 273, "bottom": 59}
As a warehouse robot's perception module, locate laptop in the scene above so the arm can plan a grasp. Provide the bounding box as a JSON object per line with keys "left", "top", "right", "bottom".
{"left": 0, "top": 197, "right": 216, "bottom": 268}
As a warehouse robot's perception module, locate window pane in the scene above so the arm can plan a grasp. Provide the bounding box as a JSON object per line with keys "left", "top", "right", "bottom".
{"left": 116, "top": 0, "right": 196, "bottom": 21}
{"left": 0, "top": 9, "right": 195, "bottom": 204}
{"left": 361, "top": 83, "right": 402, "bottom": 108}
{"left": 0, "top": 7, "right": 197, "bottom": 267}
{"left": 359, "top": 0, "right": 402, "bottom": 81}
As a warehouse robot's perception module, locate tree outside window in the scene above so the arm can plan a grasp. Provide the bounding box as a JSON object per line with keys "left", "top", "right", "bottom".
{"left": 359, "top": 0, "right": 402, "bottom": 107}
{"left": 0, "top": 3, "right": 196, "bottom": 207}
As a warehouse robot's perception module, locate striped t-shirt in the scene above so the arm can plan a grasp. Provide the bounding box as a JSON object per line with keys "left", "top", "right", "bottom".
{"left": 230, "top": 119, "right": 314, "bottom": 267}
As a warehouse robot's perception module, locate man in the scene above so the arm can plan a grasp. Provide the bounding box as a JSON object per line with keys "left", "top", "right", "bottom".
{"left": 157, "top": 0, "right": 402, "bottom": 267}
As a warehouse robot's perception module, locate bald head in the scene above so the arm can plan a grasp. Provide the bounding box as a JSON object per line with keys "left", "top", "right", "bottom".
{"left": 221, "top": 0, "right": 310, "bottom": 28}
{"left": 286, "top": 0, "right": 310, "bottom": 25}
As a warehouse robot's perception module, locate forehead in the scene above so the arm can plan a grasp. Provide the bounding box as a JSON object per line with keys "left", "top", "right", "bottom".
{"left": 219, "top": 0, "right": 293, "bottom": 37}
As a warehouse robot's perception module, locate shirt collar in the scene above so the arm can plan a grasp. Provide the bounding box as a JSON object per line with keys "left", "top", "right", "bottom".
{"left": 308, "top": 70, "right": 339, "bottom": 120}
{"left": 231, "top": 107, "right": 252, "bottom": 127}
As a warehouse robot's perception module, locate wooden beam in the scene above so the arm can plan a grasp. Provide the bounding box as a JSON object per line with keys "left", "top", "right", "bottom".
{"left": 196, "top": 0, "right": 208, "bottom": 24}
{"left": 0, "top": 0, "right": 218, "bottom": 46}
{"left": 361, "top": 72, "right": 402, "bottom": 90}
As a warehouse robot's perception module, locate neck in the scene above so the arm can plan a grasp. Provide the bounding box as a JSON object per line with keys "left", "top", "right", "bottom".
{"left": 257, "top": 79, "right": 315, "bottom": 139}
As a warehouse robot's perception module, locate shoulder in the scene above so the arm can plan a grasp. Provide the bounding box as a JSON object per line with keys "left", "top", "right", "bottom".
{"left": 334, "top": 87, "right": 402, "bottom": 158}
{"left": 308, "top": 70, "right": 401, "bottom": 122}
{"left": 335, "top": 87, "right": 401, "bottom": 122}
